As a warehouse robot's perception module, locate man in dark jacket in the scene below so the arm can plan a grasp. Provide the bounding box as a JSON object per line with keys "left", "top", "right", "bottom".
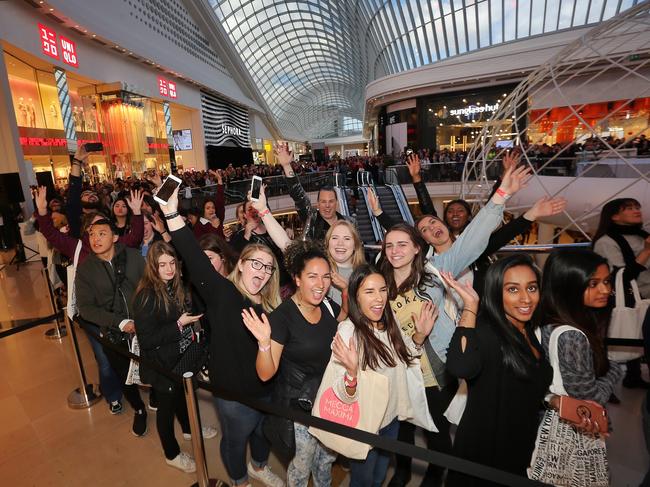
{"left": 75, "top": 217, "right": 148, "bottom": 436}
{"left": 275, "top": 143, "right": 350, "bottom": 241}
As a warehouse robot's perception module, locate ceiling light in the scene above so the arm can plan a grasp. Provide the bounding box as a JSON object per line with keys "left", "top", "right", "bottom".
{"left": 463, "top": 99, "right": 467, "bottom": 103}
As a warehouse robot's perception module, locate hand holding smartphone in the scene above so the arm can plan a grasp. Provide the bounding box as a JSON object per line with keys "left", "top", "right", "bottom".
{"left": 250, "top": 175, "right": 263, "bottom": 201}
{"left": 154, "top": 174, "right": 182, "bottom": 206}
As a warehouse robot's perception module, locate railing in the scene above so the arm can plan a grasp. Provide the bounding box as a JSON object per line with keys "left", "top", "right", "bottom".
{"left": 180, "top": 171, "right": 337, "bottom": 207}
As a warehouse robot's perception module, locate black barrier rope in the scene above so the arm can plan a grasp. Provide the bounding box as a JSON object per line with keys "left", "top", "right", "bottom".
{"left": 0, "top": 311, "right": 64, "bottom": 340}
{"left": 72, "top": 317, "right": 550, "bottom": 487}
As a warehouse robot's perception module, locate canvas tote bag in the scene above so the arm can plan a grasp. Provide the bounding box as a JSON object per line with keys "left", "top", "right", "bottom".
{"left": 608, "top": 268, "right": 648, "bottom": 362}
{"left": 527, "top": 325, "right": 609, "bottom": 487}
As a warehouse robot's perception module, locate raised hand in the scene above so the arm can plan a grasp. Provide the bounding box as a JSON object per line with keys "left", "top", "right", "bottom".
{"left": 249, "top": 184, "right": 268, "bottom": 213}
{"left": 498, "top": 164, "right": 532, "bottom": 196}
{"left": 405, "top": 153, "right": 422, "bottom": 183}
{"left": 223, "top": 225, "right": 233, "bottom": 241}
{"left": 160, "top": 186, "right": 179, "bottom": 215}
{"left": 35, "top": 186, "right": 48, "bottom": 216}
{"left": 241, "top": 307, "right": 271, "bottom": 346}
{"left": 145, "top": 169, "right": 162, "bottom": 188}
{"left": 367, "top": 187, "right": 382, "bottom": 216}
{"left": 126, "top": 189, "right": 144, "bottom": 215}
{"left": 440, "top": 271, "right": 480, "bottom": 311}
{"left": 151, "top": 213, "right": 167, "bottom": 234}
{"left": 525, "top": 196, "right": 567, "bottom": 220}
{"left": 331, "top": 270, "right": 349, "bottom": 291}
{"left": 412, "top": 301, "right": 438, "bottom": 338}
{"left": 177, "top": 312, "right": 204, "bottom": 327}
{"left": 501, "top": 150, "right": 520, "bottom": 176}
{"left": 332, "top": 333, "right": 358, "bottom": 377}
{"left": 273, "top": 142, "right": 293, "bottom": 167}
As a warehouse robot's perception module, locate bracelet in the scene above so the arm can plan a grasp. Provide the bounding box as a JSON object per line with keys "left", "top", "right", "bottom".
{"left": 258, "top": 208, "right": 271, "bottom": 218}
{"left": 495, "top": 188, "right": 512, "bottom": 201}
{"left": 258, "top": 342, "right": 271, "bottom": 352}
{"left": 463, "top": 308, "right": 477, "bottom": 316}
{"left": 344, "top": 371, "right": 357, "bottom": 388}
{"left": 164, "top": 212, "right": 179, "bottom": 220}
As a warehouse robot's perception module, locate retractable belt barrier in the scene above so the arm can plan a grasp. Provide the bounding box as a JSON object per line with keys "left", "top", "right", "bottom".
{"left": 72, "top": 317, "right": 551, "bottom": 487}
{"left": 0, "top": 310, "right": 64, "bottom": 339}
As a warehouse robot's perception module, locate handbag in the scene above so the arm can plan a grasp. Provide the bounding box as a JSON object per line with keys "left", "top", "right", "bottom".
{"left": 308, "top": 321, "right": 390, "bottom": 460}
{"left": 607, "top": 268, "right": 648, "bottom": 362}
{"left": 172, "top": 338, "right": 209, "bottom": 376}
{"left": 125, "top": 335, "right": 145, "bottom": 386}
{"left": 527, "top": 325, "right": 609, "bottom": 486}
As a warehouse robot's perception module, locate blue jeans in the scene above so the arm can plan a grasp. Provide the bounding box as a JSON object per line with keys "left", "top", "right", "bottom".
{"left": 287, "top": 422, "right": 336, "bottom": 487}
{"left": 215, "top": 396, "right": 271, "bottom": 485}
{"left": 349, "top": 418, "right": 399, "bottom": 487}
{"left": 85, "top": 327, "right": 122, "bottom": 403}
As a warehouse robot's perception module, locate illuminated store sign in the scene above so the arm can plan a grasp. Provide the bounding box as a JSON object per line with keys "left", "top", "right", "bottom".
{"left": 221, "top": 124, "right": 242, "bottom": 136}
{"left": 449, "top": 102, "right": 499, "bottom": 118}
{"left": 38, "top": 24, "right": 79, "bottom": 68}
{"left": 20, "top": 137, "right": 99, "bottom": 147}
{"left": 158, "top": 77, "right": 177, "bottom": 99}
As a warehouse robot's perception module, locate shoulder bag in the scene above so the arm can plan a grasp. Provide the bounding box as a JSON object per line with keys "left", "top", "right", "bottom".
{"left": 607, "top": 268, "right": 648, "bottom": 362}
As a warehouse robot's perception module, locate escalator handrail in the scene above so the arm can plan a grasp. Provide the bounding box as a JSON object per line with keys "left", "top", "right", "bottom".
{"left": 358, "top": 186, "right": 384, "bottom": 242}
{"left": 385, "top": 184, "right": 415, "bottom": 226}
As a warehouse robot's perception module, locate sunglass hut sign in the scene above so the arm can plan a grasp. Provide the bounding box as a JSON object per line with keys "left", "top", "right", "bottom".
{"left": 449, "top": 102, "right": 500, "bottom": 119}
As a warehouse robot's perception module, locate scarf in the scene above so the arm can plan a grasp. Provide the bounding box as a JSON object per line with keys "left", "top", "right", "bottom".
{"left": 606, "top": 223, "right": 648, "bottom": 280}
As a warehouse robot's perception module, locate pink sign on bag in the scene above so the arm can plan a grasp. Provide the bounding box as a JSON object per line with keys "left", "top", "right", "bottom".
{"left": 318, "top": 387, "right": 360, "bottom": 427}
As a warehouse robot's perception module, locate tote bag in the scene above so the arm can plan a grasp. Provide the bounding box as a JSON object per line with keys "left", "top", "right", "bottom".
{"left": 527, "top": 325, "right": 609, "bottom": 487}
{"left": 66, "top": 240, "right": 83, "bottom": 319}
{"left": 308, "top": 322, "right": 389, "bottom": 460}
{"left": 309, "top": 364, "right": 389, "bottom": 460}
{"left": 608, "top": 268, "right": 648, "bottom": 362}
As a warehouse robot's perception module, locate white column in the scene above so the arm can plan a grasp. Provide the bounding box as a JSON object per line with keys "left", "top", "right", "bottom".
{"left": 0, "top": 44, "right": 33, "bottom": 214}
{"left": 536, "top": 221, "right": 556, "bottom": 267}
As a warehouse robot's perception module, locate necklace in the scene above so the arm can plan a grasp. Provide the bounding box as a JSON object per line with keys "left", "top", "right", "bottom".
{"left": 293, "top": 295, "right": 321, "bottom": 324}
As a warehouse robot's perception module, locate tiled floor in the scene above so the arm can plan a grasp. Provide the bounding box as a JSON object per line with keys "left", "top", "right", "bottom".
{"left": 0, "top": 262, "right": 648, "bottom": 486}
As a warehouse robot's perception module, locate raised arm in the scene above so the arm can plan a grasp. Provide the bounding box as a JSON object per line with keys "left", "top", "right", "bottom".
{"left": 159, "top": 186, "right": 229, "bottom": 303}
{"left": 251, "top": 184, "right": 292, "bottom": 251}
{"left": 275, "top": 142, "right": 312, "bottom": 223}
{"left": 406, "top": 153, "right": 437, "bottom": 217}
{"left": 433, "top": 165, "right": 531, "bottom": 278}
{"left": 120, "top": 189, "right": 144, "bottom": 248}
{"left": 35, "top": 186, "right": 80, "bottom": 260}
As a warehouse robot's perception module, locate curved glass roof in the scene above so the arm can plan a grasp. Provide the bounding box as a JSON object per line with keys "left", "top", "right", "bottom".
{"left": 210, "top": 0, "right": 640, "bottom": 139}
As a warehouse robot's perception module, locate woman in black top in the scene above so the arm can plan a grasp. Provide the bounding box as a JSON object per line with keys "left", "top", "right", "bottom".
{"left": 133, "top": 241, "right": 211, "bottom": 473}
{"left": 443, "top": 254, "right": 552, "bottom": 486}
{"left": 111, "top": 196, "right": 132, "bottom": 237}
{"left": 242, "top": 240, "right": 346, "bottom": 487}
{"left": 160, "top": 187, "right": 284, "bottom": 487}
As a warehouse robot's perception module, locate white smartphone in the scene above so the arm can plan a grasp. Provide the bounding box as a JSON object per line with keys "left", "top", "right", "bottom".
{"left": 250, "top": 175, "right": 263, "bottom": 201}
{"left": 154, "top": 174, "right": 182, "bottom": 206}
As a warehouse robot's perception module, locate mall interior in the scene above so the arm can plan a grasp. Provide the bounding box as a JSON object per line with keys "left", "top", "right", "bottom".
{"left": 0, "top": 0, "right": 649, "bottom": 486}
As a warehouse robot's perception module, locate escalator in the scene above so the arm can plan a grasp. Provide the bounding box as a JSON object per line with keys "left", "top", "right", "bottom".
{"left": 373, "top": 185, "right": 414, "bottom": 229}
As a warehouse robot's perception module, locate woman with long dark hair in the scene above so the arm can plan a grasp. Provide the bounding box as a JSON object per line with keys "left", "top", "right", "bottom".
{"left": 242, "top": 240, "right": 346, "bottom": 486}
{"left": 160, "top": 186, "right": 284, "bottom": 487}
{"left": 326, "top": 264, "right": 437, "bottom": 487}
{"left": 443, "top": 254, "right": 552, "bottom": 486}
{"left": 593, "top": 198, "right": 650, "bottom": 389}
{"left": 540, "top": 250, "right": 623, "bottom": 406}
{"left": 133, "top": 241, "right": 216, "bottom": 473}
{"left": 111, "top": 196, "right": 132, "bottom": 237}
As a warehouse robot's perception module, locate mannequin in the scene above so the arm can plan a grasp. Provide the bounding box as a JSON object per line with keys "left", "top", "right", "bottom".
{"left": 27, "top": 98, "right": 36, "bottom": 127}
{"left": 17, "top": 97, "right": 28, "bottom": 126}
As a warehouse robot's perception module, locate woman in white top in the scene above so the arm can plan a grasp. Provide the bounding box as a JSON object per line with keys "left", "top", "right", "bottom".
{"left": 327, "top": 264, "right": 437, "bottom": 487}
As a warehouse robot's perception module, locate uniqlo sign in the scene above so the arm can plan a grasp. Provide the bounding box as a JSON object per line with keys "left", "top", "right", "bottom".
{"left": 158, "top": 77, "right": 178, "bottom": 99}
{"left": 158, "top": 77, "right": 169, "bottom": 97}
{"left": 38, "top": 23, "right": 58, "bottom": 59}
{"left": 60, "top": 36, "right": 79, "bottom": 68}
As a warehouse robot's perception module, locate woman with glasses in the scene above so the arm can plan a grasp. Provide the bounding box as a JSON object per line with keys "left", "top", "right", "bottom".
{"left": 159, "top": 186, "right": 284, "bottom": 487}
{"left": 242, "top": 240, "right": 346, "bottom": 487}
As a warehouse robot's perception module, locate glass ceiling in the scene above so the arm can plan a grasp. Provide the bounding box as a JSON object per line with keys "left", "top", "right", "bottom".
{"left": 209, "top": 0, "right": 640, "bottom": 139}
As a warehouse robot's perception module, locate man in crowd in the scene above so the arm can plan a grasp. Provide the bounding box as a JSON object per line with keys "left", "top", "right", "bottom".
{"left": 75, "top": 215, "right": 148, "bottom": 436}
{"left": 275, "top": 143, "right": 349, "bottom": 241}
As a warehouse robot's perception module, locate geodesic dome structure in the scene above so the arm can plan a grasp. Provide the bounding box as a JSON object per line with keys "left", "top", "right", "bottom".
{"left": 462, "top": 1, "right": 650, "bottom": 241}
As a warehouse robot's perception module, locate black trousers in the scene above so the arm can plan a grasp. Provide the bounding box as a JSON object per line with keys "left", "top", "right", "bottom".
{"left": 393, "top": 381, "right": 459, "bottom": 484}
{"left": 156, "top": 388, "right": 191, "bottom": 459}
{"left": 102, "top": 340, "right": 145, "bottom": 411}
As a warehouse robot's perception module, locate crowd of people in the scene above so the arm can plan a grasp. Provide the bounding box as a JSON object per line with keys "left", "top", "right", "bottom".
{"left": 30, "top": 141, "right": 649, "bottom": 487}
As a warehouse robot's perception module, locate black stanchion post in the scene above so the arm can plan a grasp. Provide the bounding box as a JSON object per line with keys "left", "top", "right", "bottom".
{"left": 182, "top": 372, "right": 226, "bottom": 487}
{"left": 43, "top": 267, "right": 66, "bottom": 340}
{"left": 66, "top": 312, "right": 101, "bottom": 409}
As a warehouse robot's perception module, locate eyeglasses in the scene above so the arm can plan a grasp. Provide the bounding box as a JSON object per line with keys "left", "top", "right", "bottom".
{"left": 246, "top": 258, "right": 275, "bottom": 275}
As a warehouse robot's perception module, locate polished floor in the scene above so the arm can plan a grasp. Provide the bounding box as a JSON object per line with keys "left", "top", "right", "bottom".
{"left": 0, "top": 262, "right": 648, "bottom": 486}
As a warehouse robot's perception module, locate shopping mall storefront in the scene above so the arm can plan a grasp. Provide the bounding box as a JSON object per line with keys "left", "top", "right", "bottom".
{"left": 377, "top": 84, "right": 519, "bottom": 155}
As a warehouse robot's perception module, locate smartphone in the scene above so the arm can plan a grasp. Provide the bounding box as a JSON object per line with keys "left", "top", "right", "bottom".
{"left": 154, "top": 174, "right": 182, "bottom": 206}
{"left": 406, "top": 148, "right": 414, "bottom": 156}
{"left": 250, "top": 175, "right": 263, "bottom": 201}
{"left": 84, "top": 142, "right": 104, "bottom": 152}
